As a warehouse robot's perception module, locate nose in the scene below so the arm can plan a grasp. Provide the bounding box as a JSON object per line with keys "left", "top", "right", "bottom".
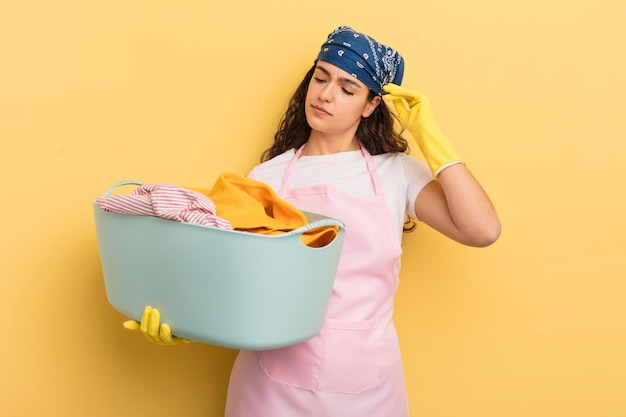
{"left": 319, "top": 83, "right": 334, "bottom": 102}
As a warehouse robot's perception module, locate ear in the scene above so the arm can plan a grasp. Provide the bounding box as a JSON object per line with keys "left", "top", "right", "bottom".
{"left": 362, "top": 95, "right": 381, "bottom": 118}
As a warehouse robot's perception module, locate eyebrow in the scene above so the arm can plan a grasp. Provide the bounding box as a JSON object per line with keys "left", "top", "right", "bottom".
{"left": 315, "top": 64, "right": 363, "bottom": 89}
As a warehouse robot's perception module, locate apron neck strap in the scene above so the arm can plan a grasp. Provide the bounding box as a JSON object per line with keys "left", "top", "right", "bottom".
{"left": 279, "top": 144, "right": 384, "bottom": 197}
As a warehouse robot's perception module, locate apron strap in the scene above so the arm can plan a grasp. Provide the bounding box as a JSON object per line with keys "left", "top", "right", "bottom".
{"left": 279, "top": 144, "right": 384, "bottom": 198}
{"left": 278, "top": 146, "right": 305, "bottom": 197}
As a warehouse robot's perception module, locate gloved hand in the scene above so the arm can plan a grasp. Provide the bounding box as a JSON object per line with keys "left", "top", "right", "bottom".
{"left": 123, "top": 306, "right": 191, "bottom": 346}
{"left": 383, "top": 83, "right": 464, "bottom": 176}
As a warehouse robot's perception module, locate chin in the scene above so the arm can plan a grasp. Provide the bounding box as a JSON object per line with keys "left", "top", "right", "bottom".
{"left": 304, "top": 113, "right": 324, "bottom": 132}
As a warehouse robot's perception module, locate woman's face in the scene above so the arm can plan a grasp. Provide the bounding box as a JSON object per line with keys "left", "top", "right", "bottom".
{"left": 305, "top": 61, "right": 380, "bottom": 137}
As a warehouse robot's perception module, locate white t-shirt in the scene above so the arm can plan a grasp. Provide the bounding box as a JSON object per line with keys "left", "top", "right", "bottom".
{"left": 248, "top": 149, "right": 433, "bottom": 236}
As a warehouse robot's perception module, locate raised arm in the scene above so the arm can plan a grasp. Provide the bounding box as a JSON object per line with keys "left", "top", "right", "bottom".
{"left": 414, "top": 163, "right": 500, "bottom": 247}
{"left": 383, "top": 84, "right": 500, "bottom": 247}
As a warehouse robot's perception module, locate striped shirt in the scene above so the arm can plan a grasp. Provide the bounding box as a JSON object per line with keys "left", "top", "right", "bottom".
{"left": 96, "top": 183, "right": 232, "bottom": 230}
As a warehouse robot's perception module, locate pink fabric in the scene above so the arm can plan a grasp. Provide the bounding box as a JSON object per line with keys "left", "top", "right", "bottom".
{"left": 226, "top": 146, "right": 409, "bottom": 416}
{"left": 96, "top": 183, "right": 232, "bottom": 230}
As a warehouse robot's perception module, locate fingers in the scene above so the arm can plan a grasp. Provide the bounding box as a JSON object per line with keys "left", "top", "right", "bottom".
{"left": 382, "top": 92, "right": 408, "bottom": 106}
{"left": 160, "top": 323, "right": 174, "bottom": 344}
{"left": 383, "top": 93, "right": 417, "bottom": 122}
{"left": 383, "top": 97, "right": 410, "bottom": 122}
{"left": 383, "top": 83, "right": 419, "bottom": 100}
{"left": 138, "top": 305, "right": 162, "bottom": 344}
{"left": 123, "top": 320, "right": 140, "bottom": 331}
{"left": 161, "top": 324, "right": 191, "bottom": 345}
{"left": 383, "top": 84, "right": 425, "bottom": 111}
{"left": 392, "top": 99, "right": 410, "bottom": 118}
{"left": 139, "top": 305, "right": 153, "bottom": 334}
{"left": 146, "top": 307, "right": 162, "bottom": 344}
{"left": 382, "top": 83, "right": 404, "bottom": 96}
{"left": 132, "top": 305, "right": 190, "bottom": 345}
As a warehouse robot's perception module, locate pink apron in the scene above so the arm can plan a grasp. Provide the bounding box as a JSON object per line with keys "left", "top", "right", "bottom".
{"left": 226, "top": 145, "right": 408, "bottom": 416}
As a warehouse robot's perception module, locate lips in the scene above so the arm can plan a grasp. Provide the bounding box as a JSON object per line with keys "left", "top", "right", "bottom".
{"left": 311, "top": 104, "right": 331, "bottom": 116}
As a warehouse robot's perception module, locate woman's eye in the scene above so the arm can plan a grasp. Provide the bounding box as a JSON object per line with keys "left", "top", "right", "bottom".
{"left": 341, "top": 88, "right": 354, "bottom": 96}
{"left": 313, "top": 77, "right": 327, "bottom": 83}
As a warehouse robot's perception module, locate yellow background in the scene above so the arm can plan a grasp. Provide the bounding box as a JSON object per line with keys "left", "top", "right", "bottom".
{"left": 1, "top": 1, "right": 625, "bottom": 416}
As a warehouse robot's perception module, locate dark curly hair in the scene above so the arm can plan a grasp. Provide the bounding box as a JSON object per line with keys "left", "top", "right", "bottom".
{"left": 261, "top": 64, "right": 410, "bottom": 161}
{"left": 261, "top": 63, "right": 416, "bottom": 232}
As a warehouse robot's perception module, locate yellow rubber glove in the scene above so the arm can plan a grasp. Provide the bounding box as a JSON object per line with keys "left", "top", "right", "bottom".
{"left": 123, "top": 306, "right": 191, "bottom": 346}
{"left": 383, "top": 83, "right": 464, "bottom": 176}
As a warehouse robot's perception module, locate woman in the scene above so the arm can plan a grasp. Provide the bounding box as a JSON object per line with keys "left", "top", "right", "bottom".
{"left": 129, "top": 26, "right": 500, "bottom": 416}
{"left": 224, "top": 25, "right": 500, "bottom": 416}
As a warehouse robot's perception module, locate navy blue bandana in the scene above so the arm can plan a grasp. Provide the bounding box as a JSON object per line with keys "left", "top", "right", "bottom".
{"left": 315, "top": 26, "right": 404, "bottom": 96}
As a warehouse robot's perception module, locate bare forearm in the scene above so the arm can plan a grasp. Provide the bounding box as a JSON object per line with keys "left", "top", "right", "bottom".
{"left": 436, "top": 163, "right": 501, "bottom": 246}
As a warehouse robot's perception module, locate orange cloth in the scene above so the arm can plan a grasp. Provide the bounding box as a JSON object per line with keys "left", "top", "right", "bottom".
{"left": 191, "top": 172, "right": 338, "bottom": 248}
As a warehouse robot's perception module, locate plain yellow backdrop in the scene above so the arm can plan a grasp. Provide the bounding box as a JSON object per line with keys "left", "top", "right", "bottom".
{"left": 1, "top": 1, "right": 625, "bottom": 416}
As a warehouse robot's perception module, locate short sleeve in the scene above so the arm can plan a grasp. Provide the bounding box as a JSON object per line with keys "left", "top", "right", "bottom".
{"left": 397, "top": 154, "right": 433, "bottom": 218}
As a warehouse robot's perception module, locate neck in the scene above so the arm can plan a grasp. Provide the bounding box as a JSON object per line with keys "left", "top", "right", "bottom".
{"left": 304, "top": 131, "right": 360, "bottom": 156}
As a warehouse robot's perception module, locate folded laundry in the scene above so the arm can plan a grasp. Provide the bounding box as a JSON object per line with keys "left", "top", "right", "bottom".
{"left": 95, "top": 183, "right": 233, "bottom": 230}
